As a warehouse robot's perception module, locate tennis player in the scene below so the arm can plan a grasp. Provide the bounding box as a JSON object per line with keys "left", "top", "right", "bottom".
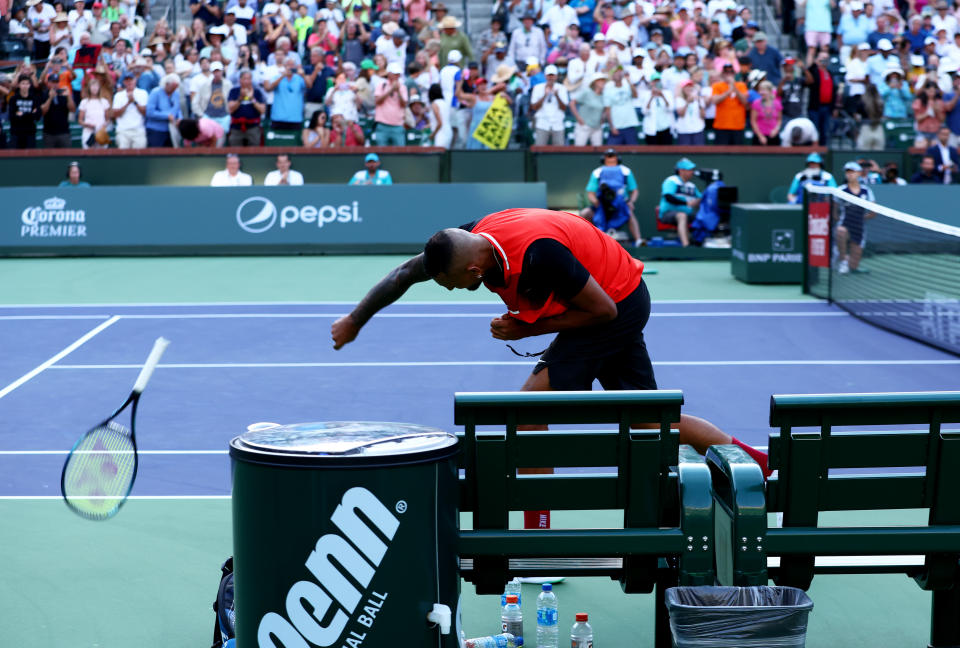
{"left": 331, "top": 208, "right": 771, "bottom": 528}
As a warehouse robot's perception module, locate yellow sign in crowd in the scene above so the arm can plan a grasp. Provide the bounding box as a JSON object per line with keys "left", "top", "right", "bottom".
{"left": 471, "top": 96, "right": 513, "bottom": 150}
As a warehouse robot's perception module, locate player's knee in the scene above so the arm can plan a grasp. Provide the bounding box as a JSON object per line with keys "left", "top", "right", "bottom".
{"left": 580, "top": 207, "right": 594, "bottom": 220}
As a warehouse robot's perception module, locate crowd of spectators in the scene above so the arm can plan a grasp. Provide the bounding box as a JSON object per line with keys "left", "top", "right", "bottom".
{"left": 0, "top": 0, "right": 959, "bottom": 161}
{"left": 0, "top": 0, "right": 861, "bottom": 150}
{"left": 790, "top": 0, "right": 960, "bottom": 151}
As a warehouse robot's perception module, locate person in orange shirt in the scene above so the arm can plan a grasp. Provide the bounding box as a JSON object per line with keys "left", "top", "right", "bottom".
{"left": 710, "top": 62, "right": 749, "bottom": 145}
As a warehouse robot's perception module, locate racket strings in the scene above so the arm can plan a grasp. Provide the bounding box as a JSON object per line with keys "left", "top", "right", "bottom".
{"left": 63, "top": 422, "right": 137, "bottom": 519}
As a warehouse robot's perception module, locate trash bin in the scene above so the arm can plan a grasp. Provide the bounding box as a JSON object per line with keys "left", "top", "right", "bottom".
{"left": 665, "top": 586, "right": 813, "bottom": 648}
{"left": 230, "top": 422, "right": 461, "bottom": 648}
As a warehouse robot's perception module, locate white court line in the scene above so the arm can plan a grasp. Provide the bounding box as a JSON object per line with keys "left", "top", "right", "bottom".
{"left": 0, "top": 299, "right": 817, "bottom": 308}
{"left": 0, "top": 495, "right": 229, "bottom": 500}
{"left": 1, "top": 447, "right": 769, "bottom": 455}
{"left": 103, "top": 311, "right": 846, "bottom": 320}
{"left": 50, "top": 359, "right": 960, "bottom": 369}
{"left": 0, "top": 315, "right": 113, "bottom": 321}
{"left": 0, "top": 450, "right": 228, "bottom": 455}
{"left": 0, "top": 316, "right": 120, "bottom": 400}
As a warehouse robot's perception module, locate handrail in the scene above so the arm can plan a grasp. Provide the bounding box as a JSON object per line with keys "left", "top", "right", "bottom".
{"left": 770, "top": 391, "right": 960, "bottom": 426}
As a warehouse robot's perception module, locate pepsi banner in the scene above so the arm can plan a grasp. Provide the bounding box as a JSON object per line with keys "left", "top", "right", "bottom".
{"left": 0, "top": 183, "right": 547, "bottom": 256}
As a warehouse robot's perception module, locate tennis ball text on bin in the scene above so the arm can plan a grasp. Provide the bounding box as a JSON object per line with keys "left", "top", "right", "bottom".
{"left": 258, "top": 486, "right": 398, "bottom": 648}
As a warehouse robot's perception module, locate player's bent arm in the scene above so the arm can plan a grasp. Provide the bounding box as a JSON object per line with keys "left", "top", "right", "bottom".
{"left": 492, "top": 276, "right": 617, "bottom": 340}
{"left": 331, "top": 253, "right": 430, "bottom": 348}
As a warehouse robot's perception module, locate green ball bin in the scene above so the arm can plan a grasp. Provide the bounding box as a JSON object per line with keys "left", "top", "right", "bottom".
{"left": 230, "top": 422, "right": 461, "bottom": 648}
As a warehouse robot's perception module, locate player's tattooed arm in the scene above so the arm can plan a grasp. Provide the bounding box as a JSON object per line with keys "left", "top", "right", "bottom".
{"left": 350, "top": 253, "right": 430, "bottom": 327}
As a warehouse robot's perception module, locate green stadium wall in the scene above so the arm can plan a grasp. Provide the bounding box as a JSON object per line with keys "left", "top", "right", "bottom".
{"left": 2, "top": 183, "right": 547, "bottom": 256}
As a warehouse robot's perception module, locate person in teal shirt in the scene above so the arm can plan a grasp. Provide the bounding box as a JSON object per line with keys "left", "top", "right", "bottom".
{"left": 348, "top": 153, "right": 394, "bottom": 185}
{"left": 880, "top": 68, "right": 913, "bottom": 119}
{"left": 58, "top": 161, "right": 91, "bottom": 187}
{"left": 658, "top": 158, "right": 702, "bottom": 247}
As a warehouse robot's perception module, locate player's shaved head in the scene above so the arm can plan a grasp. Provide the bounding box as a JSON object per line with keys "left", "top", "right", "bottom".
{"left": 424, "top": 228, "right": 479, "bottom": 277}
{"left": 423, "top": 228, "right": 492, "bottom": 291}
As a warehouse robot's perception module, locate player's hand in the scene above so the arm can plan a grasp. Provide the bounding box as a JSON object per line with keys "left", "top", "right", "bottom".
{"left": 490, "top": 315, "right": 529, "bottom": 340}
{"left": 331, "top": 315, "right": 360, "bottom": 349}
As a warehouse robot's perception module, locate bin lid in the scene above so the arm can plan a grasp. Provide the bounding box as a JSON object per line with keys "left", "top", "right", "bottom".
{"left": 230, "top": 421, "right": 459, "bottom": 467}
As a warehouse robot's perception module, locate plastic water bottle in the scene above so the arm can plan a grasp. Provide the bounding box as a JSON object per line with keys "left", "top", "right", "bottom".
{"left": 570, "top": 613, "right": 592, "bottom": 648}
{"left": 536, "top": 583, "right": 558, "bottom": 648}
{"left": 501, "top": 594, "right": 523, "bottom": 646}
{"left": 502, "top": 576, "right": 522, "bottom": 606}
{"left": 464, "top": 633, "right": 517, "bottom": 648}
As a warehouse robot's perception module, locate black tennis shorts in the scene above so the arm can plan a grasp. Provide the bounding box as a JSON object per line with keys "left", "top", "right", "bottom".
{"left": 532, "top": 279, "right": 657, "bottom": 391}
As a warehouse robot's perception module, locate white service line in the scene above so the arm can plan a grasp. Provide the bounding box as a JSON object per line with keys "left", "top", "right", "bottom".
{"left": 0, "top": 316, "right": 120, "bottom": 400}
{"left": 0, "top": 299, "right": 817, "bottom": 308}
{"left": 0, "top": 450, "right": 228, "bottom": 455}
{"left": 104, "top": 311, "right": 845, "bottom": 320}
{"left": 49, "top": 359, "right": 960, "bottom": 370}
{"left": 0, "top": 315, "right": 113, "bottom": 321}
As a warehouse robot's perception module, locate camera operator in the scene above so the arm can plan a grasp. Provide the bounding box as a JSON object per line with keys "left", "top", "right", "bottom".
{"left": 580, "top": 148, "right": 643, "bottom": 247}
{"left": 658, "top": 157, "right": 702, "bottom": 248}
{"left": 786, "top": 152, "right": 837, "bottom": 204}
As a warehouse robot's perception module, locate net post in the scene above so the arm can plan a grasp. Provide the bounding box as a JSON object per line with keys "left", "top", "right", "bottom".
{"left": 802, "top": 188, "right": 810, "bottom": 295}
{"left": 826, "top": 192, "right": 834, "bottom": 305}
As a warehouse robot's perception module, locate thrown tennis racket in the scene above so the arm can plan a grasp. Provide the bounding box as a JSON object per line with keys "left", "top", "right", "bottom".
{"left": 60, "top": 337, "right": 170, "bottom": 521}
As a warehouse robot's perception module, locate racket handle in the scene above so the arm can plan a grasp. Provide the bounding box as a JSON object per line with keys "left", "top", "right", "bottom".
{"left": 133, "top": 337, "right": 170, "bottom": 393}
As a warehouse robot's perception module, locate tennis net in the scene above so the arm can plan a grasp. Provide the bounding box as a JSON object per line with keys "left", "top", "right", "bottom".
{"left": 804, "top": 184, "right": 960, "bottom": 356}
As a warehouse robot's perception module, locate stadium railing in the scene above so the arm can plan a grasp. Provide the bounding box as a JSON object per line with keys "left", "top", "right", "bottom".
{"left": 706, "top": 391, "right": 960, "bottom": 647}
{"left": 454, "top": 390, "right": 716, "bottom": 648}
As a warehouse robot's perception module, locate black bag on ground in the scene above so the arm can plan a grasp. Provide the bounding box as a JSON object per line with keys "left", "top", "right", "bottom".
{"left": 210, "top": 557, "right": 236, "bottom": 648}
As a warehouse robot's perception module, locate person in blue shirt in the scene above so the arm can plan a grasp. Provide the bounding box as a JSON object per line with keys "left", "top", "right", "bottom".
{"left": 880, "top": 68, "right": 913, "bottom": 119}
{"left": 580, "top": 148, "right": 643, "bottom": 246}
{"left": 569, "top": 0, "right": 596, "bottom": 39}
{"left": 58, "top": 161, "right": 91, "bottom": 187}
{"left": 786, "top": 152, "right": 837, "bottom": 203}
{"left": 904, "top": 15, "right": 931, "bottom": 53}
{"left": 349, "top": 153, "right": 394, "bottom": 185}
{"left": 145, "top": 74, "right": 182, "bottom": 147}
{"left": 943, "top": 68, "right": 960, "bottom": 146}
{"left": 265, "top": 60, "right": 307, "bottom": 130}
{"left": 866, "top": 39, "right": 899, "bottom": 86}
{"left": 658, "top": 158, "right": 702, "bottom": 247}
{"left": 836, "top": 2, "right": 871, "bottom": 54}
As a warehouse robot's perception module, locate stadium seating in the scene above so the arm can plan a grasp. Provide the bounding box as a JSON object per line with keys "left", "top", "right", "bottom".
{"left": 454, "top": 390, "right": 715, "bottom": 647}
{"left": 706, "top": 392, "right": 960, "bottom": 647}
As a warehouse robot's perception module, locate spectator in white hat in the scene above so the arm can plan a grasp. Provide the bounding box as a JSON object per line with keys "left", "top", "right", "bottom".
{"left": 194, "top": 61, "right": 232, "bottom": 137}
{"left": 569, "top": 72, "right": 607, "bottom": 145}
{"left": 587, "top": 32, "right": 611, "bottom": 73}
{"left": 565, "top": 42, "right": 593, "bottom": 91}
{"left": 374, "top": 61, "right": 409, "bottom": 145}
{"left": 605, "top": 3, "right": 638, "bottom": 50}
{"left": 866, "top": 38, "right": 898, "bottom": 85}
{"left": 603, "top": 64, "right": 640, "bottom": 144}
{"left": 837, "top": 1, "right": 870, "bottom": 62}
{"left": 508, "top": 11, "right": 547, "bottom": 68}
{"left": 530, "top": 63, "right": 569, "bottom": 144}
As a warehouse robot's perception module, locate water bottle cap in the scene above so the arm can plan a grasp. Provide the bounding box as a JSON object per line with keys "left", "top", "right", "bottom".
{"left": 575, "top": 612, "right": 588, "bottom": 622}
{"left": 506, "top": 594, "right": 519, "bottom": 604}
{"left": 541, "top": 583, "right": 552, "bottom": 591}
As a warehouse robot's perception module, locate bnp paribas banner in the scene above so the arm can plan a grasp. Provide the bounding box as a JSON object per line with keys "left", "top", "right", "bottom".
{"left": 1, "top": 183, "right": 547, "bottom": 255}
